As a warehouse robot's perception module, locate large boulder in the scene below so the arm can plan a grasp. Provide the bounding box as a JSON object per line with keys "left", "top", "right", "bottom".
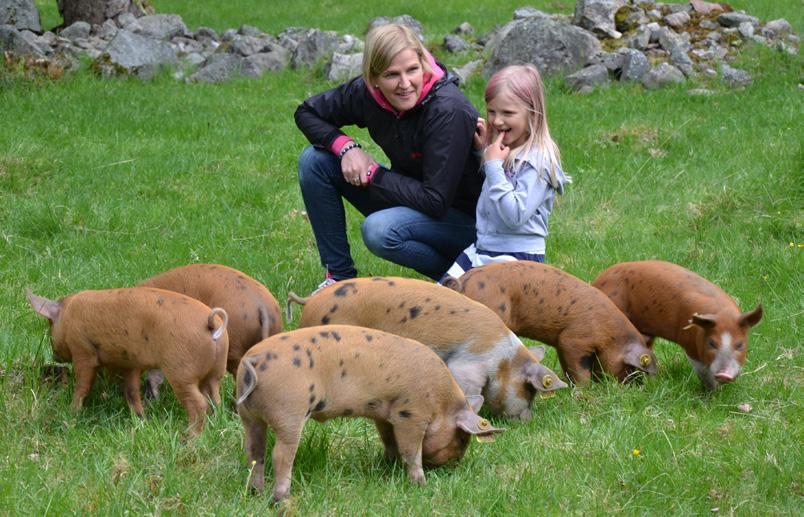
{"left": 0, "top": 23, "right": 43, "bottom": 55}
{"left": 573, "top": 0, "right": 625, "bottom": 39}
{"left": 101, "top": 28, "right": 178, "bottom": 70}
{"left": 484, "top": 15, "right": 601, "bottom": 77}
{"left": 0, "top": 0, "right": 40, "bottom": 32}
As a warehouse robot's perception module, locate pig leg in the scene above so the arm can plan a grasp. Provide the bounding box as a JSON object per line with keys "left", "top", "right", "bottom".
{"left": 374, "top": 420, "right": 399, "bottom": 461}
{"left": 270, "top": 420, "right": 305, "bottom": 501}
{"left": 70, "top": 358, "right": 99, "bottom": 411}
{"left": 201, "top": 375, "right": 222, "bottom": 408}
{"left": 555, "top": 343, "right": 593, "bottom": 386}
{"left": 122, "top": 369, "right": 145, "bottom": 418}
{"left": 392, "top": 423, "right": 426, "bottom": 485}
{"left": 144, "top": 369, "right": 164, "bottom": 400}
{"left": 167, "top": 378, "right": 209, "bottom": 436}
{"left": 241, "top": 411, "right": 268, "bottom": 493}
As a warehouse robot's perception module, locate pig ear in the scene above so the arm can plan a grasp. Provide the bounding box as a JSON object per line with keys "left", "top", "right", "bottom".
{"left": 739, "top": 304, "right": 763, "bottom": 328}
{"left": 691, "top": 313, "right": 717, "bottom": 329}
{"left": 465, "top": 394, "right": 484, "bottom": 413}
{"left": 528, "top": 345, "right": 545, "bottom": 361}
{"left": 622, "top": 344, "right": 657, "bottom": 373}
{"left": 440, "top": 276, "right": 462, "bottom": 292}
{"left": 524, "top": 361, "right": 568, "bottom": 392}
{"left": 455, "top": 409, "right": 505, "bottom": 437}
{"left": 26, "top": 290, "right": 61, "bottom": 323}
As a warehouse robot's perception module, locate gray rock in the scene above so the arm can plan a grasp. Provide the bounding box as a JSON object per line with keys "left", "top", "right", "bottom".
{"left": 641, "top": 62, "right": 685, "bottom": 89}
{"left": 325, "top": 51, "right": 362, "bottom": 81}
{"left": 670, "top": 46, "right": 694, "bottom": 76}
{"left": 688, "top": 88, "right": 715, "bottom": 96}
{"left": 762, "top": 19, "right": 792, "bottom": 38}
{"left": 453, "top": 22, "right": 474, "bottom": 34}
{"left": 513, "top": 7, "right": 549, "bottom": 20}
{"left": 368, "top": 15, "right": 424, "bottom": 41}
{"left": 664, "top": 11, "right": 690, "bottom": 29}
{"left": 453, "top": 59, "right": 482, "bottom": 84}
{"left": 573, "top": 0, "right": 625, "bottom": 39}
{"left": 116, "top": 12, "right": 140, "bottom": 32}
{"left": 243, "top": 47, "right": 290, "bottom": 77}
{"left": 221, "top": 28, "right": 237, "bottom": 42}
{"left": 621, "top": 10, "right": 649, "bottom": 32}
{"left": 103, "top": 29, "right": 179, "bottom": 70}
{"left": 698, "top": 19, "right": 719, "bottom": 30}
{"left": 566, "top": 63, "right": 610, "bottom": 92}
{"left": 717, "top": 12, "right": 759, "bottom": 28}
{"left": 444, "top": 34, "right": 470, "bottom": 53}
{"left": 137, "top": 14, "right": 188, "bottom": 40}
{"left": 195, "top": 27, "right": 219, "bottom": 40}
{"left": 0, "top": 23, "right": 43, "bottom": 55}
{"left": 628, "top": 26, "right": 651, "bottom": 50}
{"left": 279, "top": 27, "right": 341, "bottom": 69}
{"left": 171, "top": 36, "right": 204, "bottom": 55}
{"left": 60, "top": 21, "right": 91, "bottom": 41}
{"left": 655, "top": 26, "right": 690, "bottom": 54}
{"left": 231, "top": 34, "right": 268, "bottom": 56}
{"left": 738, "top": 21, "right": 754, "bottom": 39}
{"left": 187, "top": 53, "right": 242, "bottom": 83}
{"left": 720, "top": 63, "right": 751, "bottom": 88}
{"left": 238, "top": 24, "right": 264, "bottom": 38}
{"left": 588, "top": 49, "right": 624, "bottom": 71}
{"left": 0, "top": 0, "right": 40, "bottom": 32}
{"left": 619, "top": 48, "right": 649, "bottom": 81}
{"left": 183, "top": 52, "right": 206, "bottom": 66}
{"left": 484, "top": 16, "right": 601, "bottom": 77}
{"left": 95, "top": 19, "right": 119, "bottom": 40}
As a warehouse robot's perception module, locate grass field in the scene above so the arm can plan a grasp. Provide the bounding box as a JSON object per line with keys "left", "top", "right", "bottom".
{"left": 2, "top": 0, "right": 802, "bottom": 514}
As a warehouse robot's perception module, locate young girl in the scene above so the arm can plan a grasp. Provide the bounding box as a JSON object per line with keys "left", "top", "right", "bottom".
{"left": 443, "top": 64, "right": 569, "bottom": 280}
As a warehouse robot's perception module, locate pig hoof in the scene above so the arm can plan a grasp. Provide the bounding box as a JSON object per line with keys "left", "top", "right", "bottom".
{"left": 408, "top": 469, "right": 426, "bottom": 485}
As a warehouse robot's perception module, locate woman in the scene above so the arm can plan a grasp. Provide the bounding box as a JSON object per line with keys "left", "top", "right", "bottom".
{"left": 294, "top": 23, "right": 482, "bottom": 292}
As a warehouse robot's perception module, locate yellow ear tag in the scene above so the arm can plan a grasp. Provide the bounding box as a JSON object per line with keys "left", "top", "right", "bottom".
{"left": 477, "top": 418, "right": 491, "bottom": 430}
{"left": 475, "top": 434, "right": 496, "bottom": 443}
{"left": 539, "top": 390, "right": 556, "bottom": 400}
{"left": 542, "top": 375, "right": 554, "bottom": 388}
{"left": 640, "top": 354, "right": 652, "bottom": 367}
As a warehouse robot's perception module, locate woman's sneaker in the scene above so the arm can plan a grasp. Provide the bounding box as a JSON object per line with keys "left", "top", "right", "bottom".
{"left": 309, "top": 272, "right": 337, "bottom": 296}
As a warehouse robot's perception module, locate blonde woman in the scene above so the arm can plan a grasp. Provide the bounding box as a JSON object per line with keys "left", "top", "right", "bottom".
{"left": 295, "top": 23, "right": 482, "bottom": 293}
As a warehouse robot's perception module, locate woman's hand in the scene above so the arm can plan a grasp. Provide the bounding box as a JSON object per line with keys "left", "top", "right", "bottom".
{"left": 473, "top": 118, "right": 488, "bottom": 150}
{"left": 341, "top": 147, "right": 376, "bottom": 186}
{"left": 484, "top": 131, "right": 510, "bottom": 162}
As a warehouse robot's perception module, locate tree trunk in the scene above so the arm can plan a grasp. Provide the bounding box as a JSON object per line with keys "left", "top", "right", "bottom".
{"left": 57, "top": 0, "right": 151, "bottom": 27}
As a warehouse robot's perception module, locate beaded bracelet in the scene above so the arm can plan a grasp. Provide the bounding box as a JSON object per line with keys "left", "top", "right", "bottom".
{"left": 338, "top": 142, "right": 362, "bottom": 160}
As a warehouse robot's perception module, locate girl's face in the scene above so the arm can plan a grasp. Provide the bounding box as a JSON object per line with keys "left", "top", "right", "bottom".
{"left": 487, "top": 88, "right": 530, "bottom": 149}
{"left": 375, "top": 48, "right": 424, "bottom": 112}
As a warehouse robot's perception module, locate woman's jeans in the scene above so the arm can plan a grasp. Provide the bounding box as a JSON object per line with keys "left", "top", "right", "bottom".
{"left": 298, "top": 146, "right": 476, "bottom": 280}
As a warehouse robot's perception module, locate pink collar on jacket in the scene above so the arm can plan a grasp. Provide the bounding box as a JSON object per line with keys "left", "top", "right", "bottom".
{"left": 365, "top": 49, "right": 445, "bottom": 116}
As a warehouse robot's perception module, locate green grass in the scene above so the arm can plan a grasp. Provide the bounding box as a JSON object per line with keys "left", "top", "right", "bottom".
{"left": 3, "top": 1, "right": 803, "bottom": 514}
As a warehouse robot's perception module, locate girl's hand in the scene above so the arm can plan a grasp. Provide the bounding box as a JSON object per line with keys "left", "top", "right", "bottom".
{"left": 341, "top": 147, "right": 375, "bottom": 186}
{"left": 473, "top": 118, "right": 488, "bottom": 150}
{"left": 484, "top": 131, "right": 510, "bottom": 162}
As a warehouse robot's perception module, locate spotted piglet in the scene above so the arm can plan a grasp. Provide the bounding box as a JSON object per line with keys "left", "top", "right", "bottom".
{"left": 443, "top": 261, "right": 658, "bottom": 385}
{"left": 138, "top": 264, "right": 282, "bottom": 398}
{"left": 236, "top": 324, "right": 503, "bottom": 501}
{"left": 289, "top": 276, "right": 567, "bottom": 421}
{"left": 592, "top": 260, "right": 763, "bottom": 389}
{"left": 27, "top": 287, "right": 229, "bottom": 435}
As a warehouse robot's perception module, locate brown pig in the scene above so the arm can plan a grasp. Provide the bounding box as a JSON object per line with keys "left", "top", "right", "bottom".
{"left": 235, "top": 324, "right": 504, "bottom": 501}
{"left": 27, "top": 287, "right": 229, "bottom": 435}
{"left": 592, "top": 260, "right": 763, "bottom": 389}
{"left": 443, "top": 262, "right": 658, "bottom": 385}
{"left": 138, "top": 263, "right": 282, "bottom": 375}
{"left": 288, "top": 276, "right": 567, "bottom": 421}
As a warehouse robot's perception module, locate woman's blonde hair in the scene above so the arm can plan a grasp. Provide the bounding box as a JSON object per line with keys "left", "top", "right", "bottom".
{"left": 362, "top": 23, "right": 432, "bottom": 84}
{"left": 485, "top": 64, "right": 562, "bottom": 188}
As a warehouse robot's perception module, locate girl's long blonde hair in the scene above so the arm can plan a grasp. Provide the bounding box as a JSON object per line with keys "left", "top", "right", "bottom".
{"left": 485, "top": 64, "right": 562, "bottom": 188}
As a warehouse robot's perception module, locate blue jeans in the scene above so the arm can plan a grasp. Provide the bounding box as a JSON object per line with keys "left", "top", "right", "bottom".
{"left": 297, "top": 146, "right": 477, "bottom": 280}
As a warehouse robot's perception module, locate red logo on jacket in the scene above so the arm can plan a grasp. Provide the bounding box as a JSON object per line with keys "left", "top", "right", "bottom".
{"left": 410, "top": 151, "right": 423, "bottom": 160}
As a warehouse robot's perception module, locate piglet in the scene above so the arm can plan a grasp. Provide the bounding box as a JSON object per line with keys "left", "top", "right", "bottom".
{"left": 289, "top": 276, "right": 567, "bottom": 421}
{"left": 138, "top": 264, "right": 281, "bottom": 398}
{"left": 236, "top": 324, "right": 503, "bottom": 501}
{"left": 27, "top": 287, "right": 229, "bottom": 435}
{"left": 592, "top": 260, "right": 763, "bottom": 389}
{"left": 443, "top": 262, "right": 657, "bottom": 385}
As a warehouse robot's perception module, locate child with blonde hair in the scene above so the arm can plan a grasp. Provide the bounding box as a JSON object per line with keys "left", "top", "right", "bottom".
{"left": 443, "top": 64, "right": 569, "bottom": 280}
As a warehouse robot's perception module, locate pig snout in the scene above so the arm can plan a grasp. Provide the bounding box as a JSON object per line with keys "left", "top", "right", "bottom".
{"left": 715, "top": 370, "right": 736, "bottom": 384}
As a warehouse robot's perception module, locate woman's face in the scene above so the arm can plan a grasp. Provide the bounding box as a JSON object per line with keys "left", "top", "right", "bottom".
{"left": 375, "top": 48, "right": 424, "bottom": 112}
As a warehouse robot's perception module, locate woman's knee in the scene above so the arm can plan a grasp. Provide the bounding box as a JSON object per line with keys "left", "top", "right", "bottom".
{"left": 298, "top": 146, "right": 339, "bottom": 186}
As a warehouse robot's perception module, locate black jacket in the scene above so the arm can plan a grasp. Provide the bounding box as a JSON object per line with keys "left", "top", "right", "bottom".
{"left": 294, "top": 66, "right": 482, "bottom": 218}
